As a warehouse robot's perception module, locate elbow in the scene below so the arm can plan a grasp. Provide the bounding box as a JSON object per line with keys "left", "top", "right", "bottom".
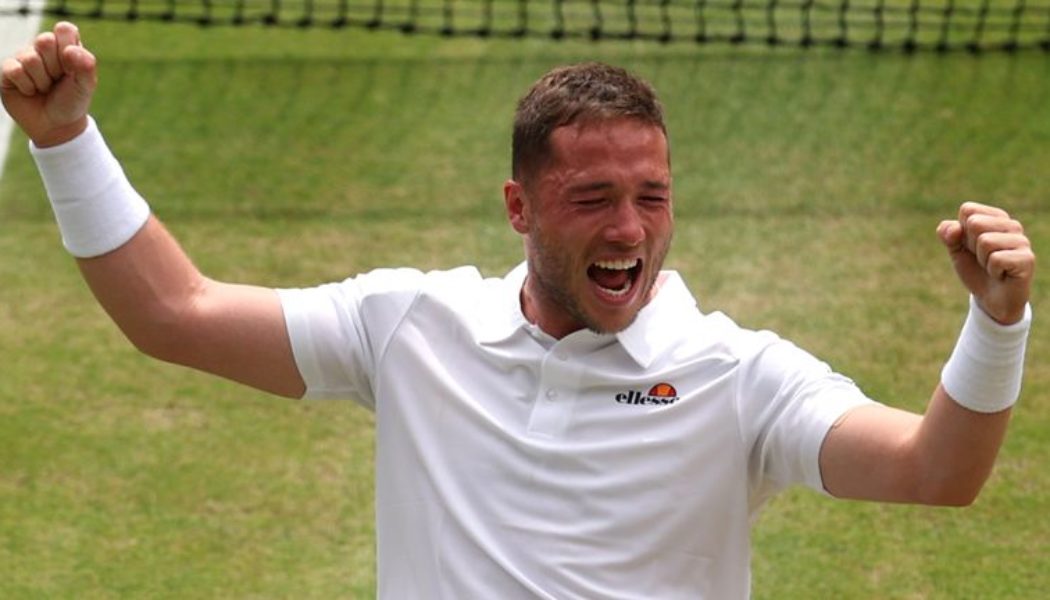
{"left": 916, "top": 474, "right": 989, "bottom": 507}
{"left": 923, "top": 489, "right": 980, "bottom": 508}
{"left": 122, "top": 318, "right": 196, "bottom": 366}
{"left": 115, "top": 296, "right": 203, "bottom": 367}
{"left": 908, "top": 434, "right": 1002, "bottom": 507}
{"left": 126, "top": 326, "right": 184, "bottom": 364}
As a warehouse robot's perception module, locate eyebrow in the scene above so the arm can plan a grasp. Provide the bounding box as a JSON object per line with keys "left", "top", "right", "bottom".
{"left": 566, "top": 180, "right": 670, "bottom": 193}
{"left": 642, "top": 180, "right": 670, "bottom": 191}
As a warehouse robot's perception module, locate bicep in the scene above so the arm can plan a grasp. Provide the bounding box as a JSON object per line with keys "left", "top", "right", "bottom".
{"left": 77, "top": 217, "right": 306, "bottom": 398}
{"left": 175, "top": 281, "right": 306, "bottom": 398}
{"left": 818, "top": 403, "right": 922, "bottom": 502}
{"left": 822, "top": 385, "right": 1013, "bottom": 506}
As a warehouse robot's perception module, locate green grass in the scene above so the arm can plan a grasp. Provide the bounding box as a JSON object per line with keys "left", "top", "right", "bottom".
{"left": 2, "top": 19, "right": 1049, "bottom": 598}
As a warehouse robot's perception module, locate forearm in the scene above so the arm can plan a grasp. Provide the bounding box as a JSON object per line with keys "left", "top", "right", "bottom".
{"left": 908, "top": 296, "right": 1032, "bottom": 504}
{"left": 76, "top": 215, "right": 208, "bottom": 357}
{"left": 31, "top": 116, "right": 203, "bottom": 350}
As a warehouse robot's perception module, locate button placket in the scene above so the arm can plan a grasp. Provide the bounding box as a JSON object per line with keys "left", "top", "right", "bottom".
{"left": 526, "top": 347, "right": 580, "bottom": 437}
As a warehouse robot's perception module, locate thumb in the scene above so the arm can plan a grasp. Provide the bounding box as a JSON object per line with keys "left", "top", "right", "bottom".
{"left": 937, "top": 218, "right": 989, "bottom": 299}
{"left": 937, "top": 220, "right": 964, "bottom": 253}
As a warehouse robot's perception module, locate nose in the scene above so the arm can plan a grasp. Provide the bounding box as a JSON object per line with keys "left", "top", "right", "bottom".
{"left": 604, "top": 199, "right": 646, "bottom": 247}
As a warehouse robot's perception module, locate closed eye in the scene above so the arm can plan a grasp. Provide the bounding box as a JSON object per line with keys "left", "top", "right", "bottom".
{"left": 574, "top": 198, "right": 607, "bottom": 207}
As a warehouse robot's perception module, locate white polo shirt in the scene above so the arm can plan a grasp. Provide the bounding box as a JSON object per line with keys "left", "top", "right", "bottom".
{"left": 278, "top": 263, "right": 874, "bottom": 599}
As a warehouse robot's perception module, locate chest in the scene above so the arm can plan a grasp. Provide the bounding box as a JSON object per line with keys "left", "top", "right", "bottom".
{"left": 374, "top": 312, "right": 746, "bottom": 507}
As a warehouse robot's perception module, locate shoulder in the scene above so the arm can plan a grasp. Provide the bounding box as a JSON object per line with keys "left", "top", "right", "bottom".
{"left": 664, "top": 290, "right": 820, "bottom": 382}
{"left": 701, "top": 311, "right": 830, "bottom": 379}
{"left": 354, "top": 265, "right": 516, "bottom": 329}
{"left": 697, "top": 310, "right": 858, "bottom": 409}
{"left": 298, "top": 265, "right": 490, "bottom": 304}
{"left": 354, "top": 265, "right": 485, "bottom": 296}
{"left": 652, "top": 274, "right": 774, "bottom": 360}
{"left": 703, "top": 312, "right": 785, "bottom": 360}
{"left": 279, "top": 265, "right": 497, "bottom": 332}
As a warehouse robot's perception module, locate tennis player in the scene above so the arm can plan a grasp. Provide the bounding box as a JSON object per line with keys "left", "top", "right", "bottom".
{"left": 2, "top": 21, "right": 1036, "bottom": 599}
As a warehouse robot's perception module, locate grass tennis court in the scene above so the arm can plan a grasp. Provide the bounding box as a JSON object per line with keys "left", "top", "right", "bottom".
{"left": 1, "top": 19, "right": 1048, "bottom": 598}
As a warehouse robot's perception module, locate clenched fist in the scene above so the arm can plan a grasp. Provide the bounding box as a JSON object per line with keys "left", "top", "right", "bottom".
{"left": 1, "top": 21, "right": 97, "bottom": 148}
{"left": 937, "top": 202, "right": 1036, "bottom": 325}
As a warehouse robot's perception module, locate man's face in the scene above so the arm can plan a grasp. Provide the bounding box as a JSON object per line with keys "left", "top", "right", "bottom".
{"left": 505, "top": 118, "right": 674, "bottom": 338}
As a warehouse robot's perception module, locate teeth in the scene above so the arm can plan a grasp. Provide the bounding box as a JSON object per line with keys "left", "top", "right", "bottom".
{"left": 593, "top": 258, "right": 640, "bottom": 271}
{"left": 599, "top": 279, "right": 633, "bottom": 297}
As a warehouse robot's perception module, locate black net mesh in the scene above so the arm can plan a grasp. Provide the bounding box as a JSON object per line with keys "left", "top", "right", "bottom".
{"left": 2, "top": 0, "right": 1049, "bottom": 51}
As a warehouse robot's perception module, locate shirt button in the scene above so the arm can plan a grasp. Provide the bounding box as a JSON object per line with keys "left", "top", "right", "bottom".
{"left": 554, "top": 351, "right": 568, "bottom": 361}
{"left": 545, "top": 389, "right": 558, "bottom": 401}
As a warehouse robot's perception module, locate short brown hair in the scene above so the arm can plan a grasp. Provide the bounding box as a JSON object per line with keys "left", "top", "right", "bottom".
{"left": 512, "top": 62, "right": 666, "bottom": 184}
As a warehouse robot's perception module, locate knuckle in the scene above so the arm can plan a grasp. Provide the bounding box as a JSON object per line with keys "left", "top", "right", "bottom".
{"left": 975, "top": 234, "right": 993, "bottom": 256}
{"left": 34, "top": 32, "right": 55, "bottom": 48}
{"left": 18, "top": 55, "right": 43, "bottom": 73}
{"left": 960, "top": 201, "right": 1009, "bottom": 222}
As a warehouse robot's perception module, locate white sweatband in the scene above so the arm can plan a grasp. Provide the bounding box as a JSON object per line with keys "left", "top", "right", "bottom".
{"left": 30, "top": 117, "right": 150, "bottom": 258}
{"left": 941, "top": 295, "right": 1032, "bottom": 413}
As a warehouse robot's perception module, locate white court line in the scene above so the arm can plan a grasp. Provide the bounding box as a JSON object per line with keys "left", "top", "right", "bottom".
{"left": 0, "top": 5, "right": 44, "bottom": 186}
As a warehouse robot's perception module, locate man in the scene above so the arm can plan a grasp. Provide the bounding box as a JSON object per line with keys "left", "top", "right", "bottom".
{"left": 2, "top": 21, "right": 1035, "bottom": 599}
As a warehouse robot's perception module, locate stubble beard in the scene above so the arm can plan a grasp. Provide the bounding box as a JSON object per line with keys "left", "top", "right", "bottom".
{"left": 526, "top": 226, "right": 672, "bottom": 336}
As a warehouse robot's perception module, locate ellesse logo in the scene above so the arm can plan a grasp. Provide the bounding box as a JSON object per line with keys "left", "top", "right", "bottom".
{"left": 614, "top": 383, "right": 680, "bottom": 406}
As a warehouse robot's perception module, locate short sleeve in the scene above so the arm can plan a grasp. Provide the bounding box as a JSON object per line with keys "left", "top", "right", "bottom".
{"left": 277, "top": 268, "right": 427, "bottom": 406}
{"left": 736, "top": 332, "right": 876, "bottom": 502}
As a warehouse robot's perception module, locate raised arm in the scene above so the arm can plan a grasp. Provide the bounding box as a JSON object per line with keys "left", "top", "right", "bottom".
{"left": 2, "top": 22, "right": 305, "bottom": 398}
{"left": 819, "top": 202, "right": 1034, "bottom": 505}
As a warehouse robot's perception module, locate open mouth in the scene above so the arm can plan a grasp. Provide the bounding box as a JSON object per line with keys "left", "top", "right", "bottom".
{"left": 587, "top": 258, "right": 642, "bottom": 298}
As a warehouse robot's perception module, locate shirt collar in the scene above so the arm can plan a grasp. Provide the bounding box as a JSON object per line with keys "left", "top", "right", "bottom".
{"left": 480, "top": 262, "right": 698, "bottom": 369}
{"left": 615, "top": 271, "right": 697, "bottom": 368}
{"left": 476, "top": 262, "right": 531, "bottom": 345}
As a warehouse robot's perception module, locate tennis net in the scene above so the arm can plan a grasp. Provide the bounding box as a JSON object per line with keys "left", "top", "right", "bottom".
{"left": 2, "top": 0, "right": 1049, "bottom": 51}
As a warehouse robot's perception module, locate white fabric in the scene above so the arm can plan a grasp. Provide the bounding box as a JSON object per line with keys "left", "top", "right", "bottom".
{"left": 278, "top": 263, "right": 875, "bottom": 599}
{"left": 941, "top": 295, "right": 1032, "bottom": 413}
{"left": 30, "top": 117, "right": 150, "bottom": 258}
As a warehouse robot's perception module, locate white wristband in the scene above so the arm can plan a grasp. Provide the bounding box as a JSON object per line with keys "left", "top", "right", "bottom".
{"left": 30, "top": 117, "right": 150, "bottom": 258}
{"left": 941, "top": 295, "right": 1032, "bottom": 413}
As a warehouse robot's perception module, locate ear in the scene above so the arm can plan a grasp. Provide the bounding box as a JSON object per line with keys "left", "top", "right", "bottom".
{"left": 504, "top": 179, "right": 531, "bottom": 235}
